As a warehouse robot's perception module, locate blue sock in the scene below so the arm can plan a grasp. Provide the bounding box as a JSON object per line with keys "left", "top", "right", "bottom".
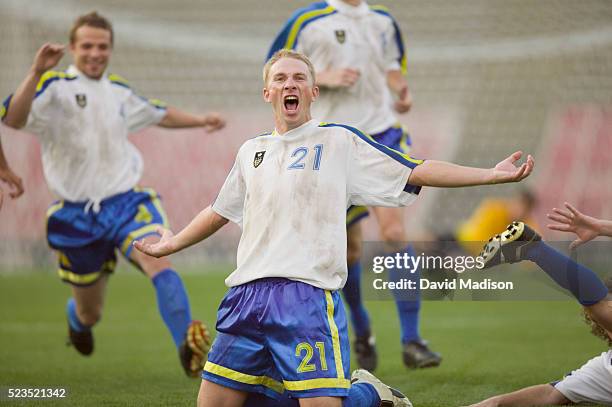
{"left": 525, "top": 242, "right": 608, "bottom": 306}
{"left": 66, "top": 298, "right": 90, "bottom": 332}
{"left": 152, "top": 269, "right": 192, "bottom": 348}
{"left": 390, "top": 245, "right": 421, "bottom": 344}
{"left": 342, "top": 261, "right": 371, "bottom": 338}
{"left": 343, "top": 383, "right": 381, "bottom": 407}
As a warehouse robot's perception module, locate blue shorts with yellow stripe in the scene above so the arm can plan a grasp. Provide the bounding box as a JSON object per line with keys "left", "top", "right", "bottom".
{"left": 46, "top": 187, "right": 168, "bottom": 286}
{"left": 346, "top": 124, "right": 413, "bottom": 228}
{"left": 203, "top": 278, "right": 351, "bottom": 400}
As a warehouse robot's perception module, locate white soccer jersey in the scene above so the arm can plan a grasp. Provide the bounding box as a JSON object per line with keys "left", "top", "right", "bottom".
{"left": 1, "top": 65, "right": 167, "bottom": 209}
{"left": 212, "top": 120, "right": 422, "bottom": 290}
{"left": 554, "top": 350, "right": 612, "bottom": 405}
{"left": 268, "top": 0, "right": 406, "bottom": 135}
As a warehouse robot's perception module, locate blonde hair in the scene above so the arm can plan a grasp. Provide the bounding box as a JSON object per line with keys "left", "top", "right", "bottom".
{"left": 263, "top": 49, "right": 316, "bottom": 86}
{"left": 583, "top": 277, "right": 612, "bottom": 347}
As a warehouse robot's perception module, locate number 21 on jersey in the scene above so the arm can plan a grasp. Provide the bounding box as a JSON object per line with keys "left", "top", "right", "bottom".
{"left": 288, "top": 144, "right": 324, "bottom": 171}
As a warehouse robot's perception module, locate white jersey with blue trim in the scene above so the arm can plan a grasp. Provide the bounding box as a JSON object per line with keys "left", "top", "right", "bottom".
{"left": 212, "top": 119, "right": 422, "bottom": 290}
{"left": 1, "top": 65, "right": 167, "bottom": 208}
{"left": 554, "top": 350, "right": 612, "bottom": 405}
{"left": 268, "top": 0, "right": 406, "bottom": 135}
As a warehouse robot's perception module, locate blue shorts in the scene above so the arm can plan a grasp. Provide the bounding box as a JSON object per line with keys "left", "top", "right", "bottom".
{"left": 346, "top": 124, "right": 413, "bottom": 228}
{"left": 371, "top": 123, "right": 412, "bottom": 154}
{"left": 46, "top": 187, "right": 169, "bottom": 286}
{"left": 202, "top": 278, "right": 351, "bottom": 400}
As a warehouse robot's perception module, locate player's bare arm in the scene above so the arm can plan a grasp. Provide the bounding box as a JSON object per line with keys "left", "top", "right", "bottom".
{"left": 316, "top": 68, "right": 360, "bottom": 88}
{"left": 387, "top": 69, "right": 412, "bottom": 113}
{"left": 134, "top": 206, "right": 228, "bottom": 258}
{"left": 409, "top": 151, "right": 534, "bottom": 187}
{"left": 158, "top": 107, "right": 226, "bottom": 132}
{"left": 3, "top": 43, "right": 65, "bottom": 129}
{"left": 0, "top": 134, "right": 24, "bottom": 204}
{"left": 468, "top": 384, "right": 570, "bottom": 407}
{"left": 547, "top": 201, "right": 612, "bottom": 248}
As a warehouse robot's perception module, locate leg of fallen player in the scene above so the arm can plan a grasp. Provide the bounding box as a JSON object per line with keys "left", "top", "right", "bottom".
{"left": 198, "top": 380, "right": 248, "bottom": 407}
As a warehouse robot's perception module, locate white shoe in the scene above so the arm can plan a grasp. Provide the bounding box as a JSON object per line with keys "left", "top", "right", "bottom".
{"left": 351, "top": 369, "right": 413, "bottom": 407}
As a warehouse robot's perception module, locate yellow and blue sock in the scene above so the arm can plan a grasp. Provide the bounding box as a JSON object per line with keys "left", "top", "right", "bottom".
{"left": 152, "top": 268, "right": 192, "bottom": 347}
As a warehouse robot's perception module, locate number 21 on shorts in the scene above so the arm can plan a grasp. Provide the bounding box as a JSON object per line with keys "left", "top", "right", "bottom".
{"left": 295, "top": 341, "right": 328, "bottom": 373}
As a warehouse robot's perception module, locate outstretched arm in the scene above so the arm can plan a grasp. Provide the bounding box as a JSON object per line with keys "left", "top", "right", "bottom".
{"left": 468, "top": 384, "right": 570, "bottom": 407}
{"left": 547, "top": 202, "right": 612, "bottom": 248}
{"left": 158, "top": 107, "right": 225, "bottom": 132}
{"left": 3, "top": 43, "right": 65, "bottom": 129}
{"left": 133, "top": 206, "right": 228, "bottom": 258}
{"left": 409, "top": 151, "right": 534, "bottom": 187}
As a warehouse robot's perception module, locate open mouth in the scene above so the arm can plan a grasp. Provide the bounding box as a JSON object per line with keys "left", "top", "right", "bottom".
{"left": 283, "top": 95, "right": 299, "bottom": 112}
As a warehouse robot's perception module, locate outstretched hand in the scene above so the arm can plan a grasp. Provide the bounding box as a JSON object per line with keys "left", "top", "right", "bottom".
{"left": 547, "top": 202, "right": 600, "bottom": 249}
{"left": 32, "top": 43, "right": 65, "bottom": 75}
{"left": 133, "top": 226, "right": 176, "bottom": 258}
{"left": 492, "top": 151, "right": 534, "bottom": 184}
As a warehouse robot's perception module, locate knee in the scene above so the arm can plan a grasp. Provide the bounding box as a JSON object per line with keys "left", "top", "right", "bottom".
{"left": 380, "top": 224, "right": 405, "bottom": 243}
{"left": 133, "top": 251, "right": 172, "bottom": 279}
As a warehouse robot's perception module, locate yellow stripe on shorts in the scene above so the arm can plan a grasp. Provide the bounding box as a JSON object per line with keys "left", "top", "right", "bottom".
{"left": 204, "top": 361, "right": 285, "bottom": 394}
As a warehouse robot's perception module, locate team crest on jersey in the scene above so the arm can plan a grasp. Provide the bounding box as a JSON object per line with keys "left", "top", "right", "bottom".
{"left": 335, "top": 30, "right": 346, "bottom": 44}
{"left": 253, "top": 151, "right": 266, "bottom": 168}
{"left": 75, "top": 94, "right": 87, "bottom": 108}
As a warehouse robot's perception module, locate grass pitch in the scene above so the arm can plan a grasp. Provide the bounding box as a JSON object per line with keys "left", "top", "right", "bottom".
{"left": 0, "top": 267, "right": 606, "bottom": 406}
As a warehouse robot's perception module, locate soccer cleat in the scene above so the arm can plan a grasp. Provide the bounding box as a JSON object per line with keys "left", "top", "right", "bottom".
{"left": 67, "top": 322, "right": 94, "bottom": 356}
{"left": 179, "top": 320, "right": 212, "bottom": 378}
{"left": 351, "top": 369, "right": 413, "bottom": 407}
{"left": 402, "top": 339, "right": 441, "bottom": 369}
{"left": 479, "top": 221, "right": 541, "bottom": 268}
{"left": 354, "top": 333, "right": 378, "bottom": 372}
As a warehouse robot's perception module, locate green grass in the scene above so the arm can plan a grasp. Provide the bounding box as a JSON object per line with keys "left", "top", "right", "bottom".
{"left": 0, "top": 267, "right": 607, "bottom": 406}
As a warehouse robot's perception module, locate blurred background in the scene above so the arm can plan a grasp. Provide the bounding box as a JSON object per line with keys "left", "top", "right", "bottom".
{"left": 1, "top": 0, "right": 612, "bottom": 270}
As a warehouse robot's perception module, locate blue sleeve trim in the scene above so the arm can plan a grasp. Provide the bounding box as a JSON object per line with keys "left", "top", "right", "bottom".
{"left": 403, "top": 183, "right": 421, "bottom": 195}
{"left": 319, "top": 122, "right": 423, "bottom": 169}
{"left": 371, "top": 6, "right": 407, "bottom": 74}
{"left": 110, "top": 80, "right": 130, "bottom": 90}
{"left": 267, "top": 1, "right": 336, "bottom": 61}
{"left": 137, "top": 95, "right": 167, "bottom": 111}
